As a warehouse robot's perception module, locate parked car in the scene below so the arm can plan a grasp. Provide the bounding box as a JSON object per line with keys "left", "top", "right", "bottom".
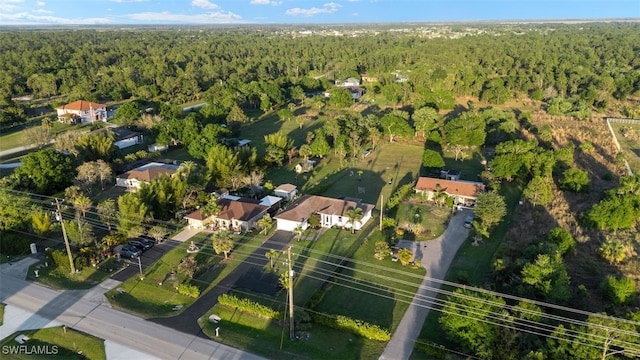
{"left": 128, "top": 239, "right": 154, "bottom": 251}
{"left": 463, "top": 215, "right": 475, "bottom": 229}
{"left": 363, "top": 149, "right": 373, "bottom": 158}
{"left": 114, "top": 244, "right": 142, "bottom": 259}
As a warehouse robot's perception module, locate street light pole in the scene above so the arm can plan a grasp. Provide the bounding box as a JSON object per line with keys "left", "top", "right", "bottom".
{"left": 55, "top": 198, "right": 76, "bottom": 274}
{"left": 137, "top": 256, "right": 143, "bottom": 279}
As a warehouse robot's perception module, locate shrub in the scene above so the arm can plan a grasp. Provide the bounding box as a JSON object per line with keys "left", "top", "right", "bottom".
{"left": 387, "top": 183, "right": 413, "bottom": 210}
{"left": 49, "top": 249, "right": 71, "bottom": 272}
{"left": 177, "top": 283, "right": 200, "bottom": 298}
{"left": 603, "top": 275, "right": 636, "bottom": 305}
{"left": 218, "top": 293, "right": 281, "bottom": 319}
{"left": 546, "top": 227, "right": 575, "bottom": 256}
{"left": 0, "top": 233, "right": 31, "bottom": 256}
{"left": 312, "top": 313, "right": 390, "bottom": 341}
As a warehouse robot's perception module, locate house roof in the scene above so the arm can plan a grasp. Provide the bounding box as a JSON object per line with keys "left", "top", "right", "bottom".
{"left": 275, "top": 195, "right": 374, "bottom": 222}
{"left": 260, "top": 195, "right": 282, "bottom": 207}
{"left": 216, "top": 198, "right": 268, "bottom": 222}
{"left": 117, "top": 162, "right": 179, "bottom": 182}
{"left": 57, "top": 100, "right": 106, "bottom": 111}
{"left": 415, "top": 177, "right": 485, "bottom": 198}
{"left": 185, "top": 208, "right": 206, "bottom": 221}
{"left": 274, "top": 183, "right": 297, "bottom": 193}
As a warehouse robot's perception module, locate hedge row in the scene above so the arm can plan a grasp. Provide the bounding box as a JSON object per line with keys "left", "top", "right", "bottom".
{"left": 312, "top": 313, "right": 390, "bottom": 341}
{"left": 218, "top": 293, "right": 281, "bottom": 319}
{"left": 387, "top": 183, "right": 414, "bottom": 210}
{"left": 177, "top": 283, "right": 200, "bottom": 298}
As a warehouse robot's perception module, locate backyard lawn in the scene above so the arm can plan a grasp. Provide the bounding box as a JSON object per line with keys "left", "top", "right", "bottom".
{"left": 0, "top": 326, "right": 106, "bottom": 360}
{"left": 26, "top": 257, "right": 125, "bottom": 290}
{"left": 394, "top": 201, "right": 451, "bottom": 240}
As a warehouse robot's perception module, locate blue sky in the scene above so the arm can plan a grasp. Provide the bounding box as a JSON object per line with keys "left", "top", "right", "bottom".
{"left": 0, "top": 0, "right": 638, "bottom": 25}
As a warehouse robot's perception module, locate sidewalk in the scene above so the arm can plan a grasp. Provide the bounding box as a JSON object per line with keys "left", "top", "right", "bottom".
{"left": 0, "top": 256, "right": 39, "bottom": 279}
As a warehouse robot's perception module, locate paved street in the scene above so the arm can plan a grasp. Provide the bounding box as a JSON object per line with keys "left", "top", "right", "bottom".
{"left": 0, "top": 258, "right": 266, "bottom": 360}
{"left": 379, "top": 210, "right": 471, "bottom": 360}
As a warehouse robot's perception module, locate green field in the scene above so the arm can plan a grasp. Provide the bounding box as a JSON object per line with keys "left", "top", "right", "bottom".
{"left": 26, "top": 257, "right": 124, "bottom": 290}
{"left": 0, "top": 326, "right": 106, "bottom": 360}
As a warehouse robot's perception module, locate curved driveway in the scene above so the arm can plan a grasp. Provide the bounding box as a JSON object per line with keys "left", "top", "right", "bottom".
{"left": 380, "top": 210, "right": 470, "bottom": 360}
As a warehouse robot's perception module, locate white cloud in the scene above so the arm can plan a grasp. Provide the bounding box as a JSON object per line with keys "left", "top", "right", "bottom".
{"left": 34, "top": 8, "right": 52, "bottom": 14}
{"left": 109, "top": 0, "right": 149, "bottom": 2}
{"left": 36, "top": 1, "right": 45, "bottom": 6}
{"left": 0, "top": 0, "right": 24, "bottom": 12}
{"left": 126, "top": 11, "right": 242, "bottom": 23}
{"left": 250, "top": 0, "right": 281, "bottom": 5}
{"left": 0, "top": 11, "right": 110, "bottom": 24}
{"left": 191, "top": 0, "right": 218, "bottom": 9}
{"left": 346, "top": 0, "right": 362, "bottom": 2}
{"left": 286, "top": 2, "right": 341, "bottom": 17}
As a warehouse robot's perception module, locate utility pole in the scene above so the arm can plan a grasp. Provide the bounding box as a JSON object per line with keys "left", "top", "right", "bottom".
{"left": 379, "top": 194, "right": 383, "bottom": 231}
{"left": 287, "top": 246, "right": 295, "bottom": 340}
{"left": 137, "top": 256, "right": 143, "bottom": 279}
{"left": 55, "top": 198, "right": 76, "bottom": 273}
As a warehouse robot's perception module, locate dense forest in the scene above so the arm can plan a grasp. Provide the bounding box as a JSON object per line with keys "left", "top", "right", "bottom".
{"left": 1, "top": 23, "right": 640, "bottom": 125}
{"left": 1, "top": 23, "right": 640, "bottom": 359}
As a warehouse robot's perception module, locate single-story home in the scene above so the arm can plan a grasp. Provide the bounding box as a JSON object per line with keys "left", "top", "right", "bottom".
{"left": 415, "top": 177, "right": 485, "bottom": 207}
{"left": 335, "top": 77, "right": 361, "bottom": 87}
{"left": 274, "top": 194, "right": 374, "bottom": 232}
{"left": 115, "top": 162, "right": 179, "bottom": 190}
{"left": 57, "top": 100, "right": 107, "bottom": 124}
{"left": 273, "top": 184, "right": 298, "bottom": 201}
{"left": 184, "top": 197, "right": 269, "bottom": 232}
{"left": 110, "top": 127, "right": 144, "bottom": 149}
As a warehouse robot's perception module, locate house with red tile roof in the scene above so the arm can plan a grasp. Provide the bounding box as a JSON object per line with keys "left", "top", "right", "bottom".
{"left": 184, "top": 197, "right": 269, "bottom": 232}
{"left": 415, "top": 177, "right": 485, "bottom": 207}
{"left": 274, "top": 194, "right": 374, "bottom": 232}
{"left": 115, "top": 162, "right": 179, "bottom": 191}
{"left": 57, "top": 100, "right": 107, "bottom": 124}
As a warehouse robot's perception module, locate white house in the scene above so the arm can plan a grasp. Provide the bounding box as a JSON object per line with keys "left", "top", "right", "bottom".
{"left": 115, "top": 162, "right": 179, "bottom": 191}
{"left": 273, "top": 184, "right": 298, "bottom": 201}
{"left": 335, "top": 77, "right": 361, "bottom": 87}
{"left": 110, "top": 127, "right": 144, "bottom": 149}
{"left": 274, "top": 195, "right": 374, "bottom": 232}
{"left": 184, "top": 197, "right": 269, "bottom": 232}
{"left": 57, "top": 100, "right": 107, "bottom": 124}
{"left": 415, "top": 177, "right": 485, "bottom": 207}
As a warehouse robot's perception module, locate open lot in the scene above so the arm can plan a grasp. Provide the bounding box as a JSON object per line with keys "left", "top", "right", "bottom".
{"left": 610, "top": 121, "right": 640, "bottom": 174}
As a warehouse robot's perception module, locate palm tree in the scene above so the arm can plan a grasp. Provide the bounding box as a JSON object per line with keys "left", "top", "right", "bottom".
{"left": 97, "top": 199, "right": 116, "bottom": 231}
{"left": 73, "top": 194, "right": 92, "bottom": 218}
{"left": 265, "top": 248, "right": 278, "bottom": 269}
{"left": 212, "top": 230, "right": 234, "bottom": 259}
{"left": 178, "top": 160, "right": 197, "bottom": 181}
{"left": 293, "top": 225, "right": 304, "bottom": 241}
{"left": 345, "top": 207, "right": 363, "bottom": 234}
{"left": 257, "top": 214, "right": 273, "bottom": 235}
{"left": 600, "top": 239, "right": 630, "bottom": 264}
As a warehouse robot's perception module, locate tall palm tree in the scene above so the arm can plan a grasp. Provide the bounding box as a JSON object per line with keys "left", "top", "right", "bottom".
{"left": 73, "top": 194, "right": 92, "bottom": 218}
{"left": 265, "top": 248, "right": 278, "bottom": 269}
{"left": 345, "top": 207, "right": 364, "bottom": 234}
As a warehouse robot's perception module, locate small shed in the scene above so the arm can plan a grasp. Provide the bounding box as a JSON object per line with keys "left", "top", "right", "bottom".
{"left": 295, "top": 160, "right": 316, "bottom": 174}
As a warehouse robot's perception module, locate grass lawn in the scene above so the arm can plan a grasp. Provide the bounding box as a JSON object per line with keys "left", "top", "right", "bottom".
{"left": 0, "top": 303, "right": 4, "bottom": 326}
{"left": 314, "top": 231, "right": 425, "bottom": 332}
{"left": 440, "top": 149, "right": 485, "bottom": 182}
{"left": 0, "top": 326, "right": 106, "bottom": 360}
{"left": 610, "top": 121, "right": 640, "bottom": 174}
{"left": 107, "top": 230, "right": 273, "bottom": 318}
{"left": 0, "top": 120, "right": 76, "bottom": 152}
{"left": 395, "top": 200, "right": 451, "bottom": 240}
{"left": 198, "top": 303, "right": 385, "bottom": 360}
{"left": 26, "top": 257, "right": 124, "bottom": 290}
{"left": 412, "top": 182, "right": 523, "bottom": 357}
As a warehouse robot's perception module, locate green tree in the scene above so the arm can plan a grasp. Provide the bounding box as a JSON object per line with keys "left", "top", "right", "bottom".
{"left": 226, "top": 103, "right": 249, "bottom": 124}
{"left": 474, "top": 192, "right": 507, "bottom": 237}
{"left": 309, "top": 134, "right": 331, "bottom": 158}
{"left": 117, "top": 193, "right": 148, "bottom": 236}
{"left": 212, "top": 230, "right": 234, "bottom": 259}
{"left": 439, "top": 289, "right": 510, "bottom": 359}
{"left": 188, "top": 123, "right": 231, "bottom": 160}
{"left": 96, "top": 199, "right": 116, "bottom": 231}
{"left": 147, "top": 225, "right": 169, "bottom": 243}
{"left": 344, "top": 207, "right": 363, "bottom": 234}
{"left": 523, "top": 176, "right": 554, "bottom": 206}
{"left": 206, "top": 144, "right": 243, "bottom": 189}
{"left": 603, "top": 275, "right": 636, "bottom": 305}
{"left": 412, "top": 106, "right": 440, "bottom": 138}
{"left": 599, "top": 238, "right": 631, "bottom": 265}
{"left": 374, "top": 241, "right": 390, "bottom": 260}
{"left": 73, "top": 194, "right": 92, "bottom": 218}
{"left": 442, "top": 112, "right": 486, "bottom": 161}
{"left": 257, "top": 214, "right": 273, "bottom": 235}
{"left": 264, "top": 132, "right": 294, "bottom": 166}
{"left": 521, "top": 253, "right": 571, "bottom": 303}
{"left": 0, "top": 189, "right": 29, "bottom": 231}
{"left": 31, "top": 208, "right": 52, "bottom": 236}
{"left": 380, "top": 113, "right": 414, "bottom": 142}
{"left": 277, "top": 108, "right": 294, "bottom": 121}
{"left": 113, "top": 101, "right": 140, "bottom": 126}
{"left": 16, "top": 150, "right": 74, "bottom": 193}
{"left": 546, "top": 227, "right": 575, "bottom": 256}
{"left": 559, "top": 168, "right": 590, "bottom": 193}
{"left": 265, "top": 248, "right": 278, "bottom": 269}
{"left": 587, "top": 196, "right": 638, "bottom": 232}
{"left": 421, "top": 149, "right": 445, "bottom": 169}
{"left": 65, "top": 216, "right": 96, "bottom": 247}
{"left": 328, "top": 88, "right": 353, "bottom": 108}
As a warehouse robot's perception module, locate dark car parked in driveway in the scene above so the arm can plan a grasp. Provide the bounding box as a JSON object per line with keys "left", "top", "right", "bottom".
{"left": 128, "top": 239, "right": 154, "bottom": 251}
{"left": 114, "top": 244, "right": 142, "bottom": 259}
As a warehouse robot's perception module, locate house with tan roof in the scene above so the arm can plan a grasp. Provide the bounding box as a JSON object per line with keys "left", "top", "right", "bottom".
{"left": 185, "top": 197, "right": 269, "bottom": 232}
{"left": 273, "top": 183, "right": 298, "bottom": 201}
{"left": 415, "top": 177, "right": 485, "bottom": 207}
{"left": 115, "top": 162, "right": 179, "bottom": 191}
{"left": 57, "top": 100, "right": 107, "bottom": 124}
{"left": 274, "top": 195, "right": 374, "bottom": 232}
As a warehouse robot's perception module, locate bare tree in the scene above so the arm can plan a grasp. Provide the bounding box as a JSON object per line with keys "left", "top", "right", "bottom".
{"left": 54, "top": 131, "right": 82, "bottom": 158}
{"left": 23, "top": 125, "right": 52, "bottom": 149}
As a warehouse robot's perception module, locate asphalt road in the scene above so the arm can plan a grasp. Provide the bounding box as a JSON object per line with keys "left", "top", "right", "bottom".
{"left": 111, "top": 239, "right": 180, "bottom": 282}
{"left": 0, "top": 269, "right": 267, "bottom": 360}
{"left": 379, "top": 210, "right": 471, "bottom": 360}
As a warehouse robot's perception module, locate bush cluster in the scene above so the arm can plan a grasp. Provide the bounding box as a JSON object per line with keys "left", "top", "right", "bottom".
{"left": 387, "top": 183, "right": 413, "bottom": 210}
{"left": 218, "top": 293, "right": 281, "bottom": 319}
{"left": 312, "top": 313, "right": 390, "bottom": 341}
{"left": 0, "top": 233, "right": 31, "bottom": 256}
{"left": 177, "top": 283, "right": 200, "bottom": 298}
{"left": 48, "top": 249, "right": 71, "bottom": 272}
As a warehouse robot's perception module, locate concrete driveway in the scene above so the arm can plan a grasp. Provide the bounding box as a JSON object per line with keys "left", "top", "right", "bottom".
{"left": 380, "top": 209, "right": 471, "bottom": 360}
